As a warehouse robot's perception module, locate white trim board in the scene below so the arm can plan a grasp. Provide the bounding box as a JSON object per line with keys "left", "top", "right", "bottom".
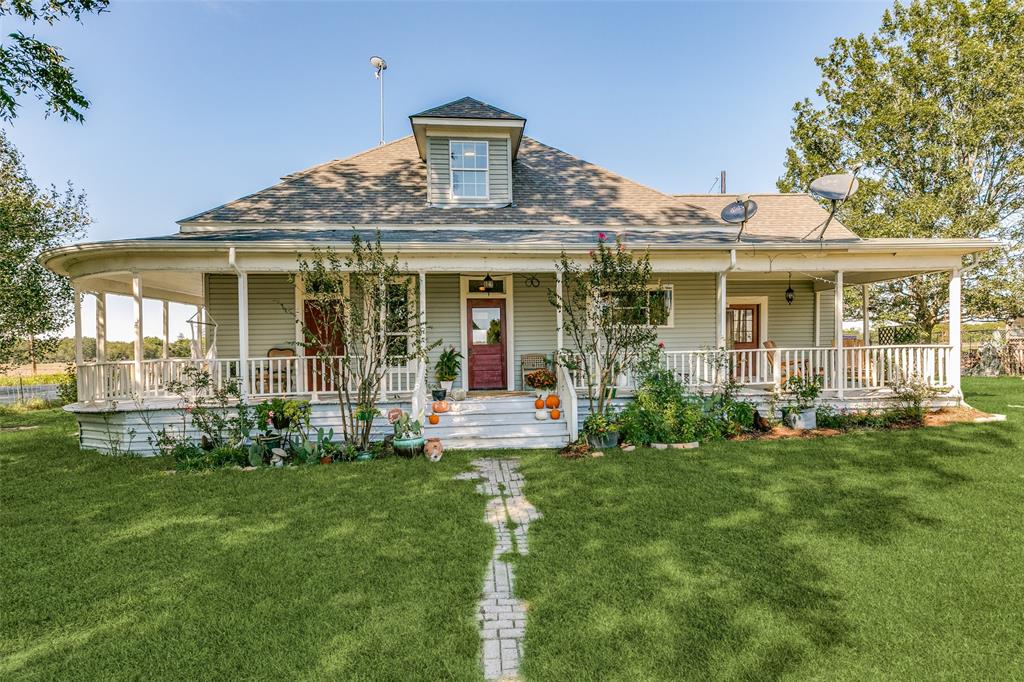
{"left": 459, "top": 274, "right": 515, "bottom": 391}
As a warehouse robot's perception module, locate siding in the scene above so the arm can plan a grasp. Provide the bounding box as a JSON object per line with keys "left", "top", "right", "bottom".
{"left": 512, "top": 273, "right": 558, "bottom": 390}
{"left": 427, "top": 136, "right": 511, "bottom": 207}
{"left": 655, "top": 273, "right": 718, "bottom": 348}
{"left": 727, "top": 279, "right": 817, "bottom": 347}
{"left": 205, "top": 274, "right": 297, "bottom": 359}
{"left": 424, "top": 274, "right": 463, "bottom": 388}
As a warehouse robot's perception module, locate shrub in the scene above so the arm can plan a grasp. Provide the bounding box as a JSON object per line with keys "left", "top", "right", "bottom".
{"left": 56, "top": 364, "right": 77, "bottom": 404}
{"left": 891, "top": 375, "right": 939, "bottom": 425}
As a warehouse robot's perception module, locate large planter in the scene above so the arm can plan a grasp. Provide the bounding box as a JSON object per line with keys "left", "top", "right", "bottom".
{"left": 256, "top": 434, "right": 282, "bottom": 450}
{"left": 271, "top": 414, "right": 291, "bottom": 431}
{"left": 393, "top": 435, "right": 425, "bottom": 458}
{"left": 587, "top": 431, "right": 618, "bottom": 450}
{"left": 431, "top": 388, "right": 448, "bottom": 401}
{"left": 787, "top": 408, "right": 817, "bottom": 430}
{"left": 440, "top": 380, "right": 454, "bottom": 392}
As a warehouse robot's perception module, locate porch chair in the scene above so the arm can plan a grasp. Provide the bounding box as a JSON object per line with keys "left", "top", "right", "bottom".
{"left": 520, "top": 353, "right": 550, "bottom": 391}
{"left": 762, "top": 340, "right": 808, "bottom": 385}
{"left": 261, "top": 347, "right": 297, "bottom": 394}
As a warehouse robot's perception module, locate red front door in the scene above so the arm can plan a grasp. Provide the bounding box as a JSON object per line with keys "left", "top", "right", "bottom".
{"left": 467, "top": 298, "right": 507, "bottom": 390}
{"left": 304, "top": 300, "right": 345, "bottom": 390}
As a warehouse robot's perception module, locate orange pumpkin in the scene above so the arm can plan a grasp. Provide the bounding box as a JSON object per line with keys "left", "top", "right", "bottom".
{"left": 550, "top": 409, "right": 561, "bottom": 420}
{"left": 428, "top": 414, "right": 440, "bottom": 425}
{"left": 534, "top": 398, "right": 545, "bottom": 409}
{"left": 546, "top": 394, "right": 560, "bottom": 409}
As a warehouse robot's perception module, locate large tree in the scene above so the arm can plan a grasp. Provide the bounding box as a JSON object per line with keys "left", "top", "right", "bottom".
{"left": 0, "top": 0, "right": 108, "bottom": 122}
{"left": 779, "top": 0, "right": 1024, "bottom": 340}
{"left": 0, "top": 130, "right": 90, "bottom": 372}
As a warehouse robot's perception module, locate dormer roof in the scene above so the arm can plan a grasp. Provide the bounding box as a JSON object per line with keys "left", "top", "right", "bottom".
{"left": 409, "top": 96, "right": 527, "bottom": 160}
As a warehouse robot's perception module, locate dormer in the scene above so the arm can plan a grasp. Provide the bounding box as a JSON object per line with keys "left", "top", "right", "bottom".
{"left": 409, "top": 96, "right": 526, "bottom": 208}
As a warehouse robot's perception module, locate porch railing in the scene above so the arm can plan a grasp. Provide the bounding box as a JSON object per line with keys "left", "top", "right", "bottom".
{"left": 76, "top": 356, "right": 418, "bottom": 404}
{"left": 572, "top": 344, "right": 952, "bottom": 393}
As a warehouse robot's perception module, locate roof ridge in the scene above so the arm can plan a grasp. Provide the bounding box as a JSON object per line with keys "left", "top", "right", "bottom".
{"left": 281, "top": 135, "right": 416, "bottom": 181}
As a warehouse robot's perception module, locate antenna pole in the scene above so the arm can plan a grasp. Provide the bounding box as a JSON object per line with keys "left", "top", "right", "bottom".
{"left": 378, "top": 67, "right": 385, "bottom": 146}
{"left": 720, "top": 170, "right": 726, "bottom": 194}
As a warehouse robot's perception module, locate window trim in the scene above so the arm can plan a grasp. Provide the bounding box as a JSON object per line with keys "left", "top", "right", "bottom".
{"left": 448, "top": 139, "right": 490, "bottom": 201}
{"left": 595, "top": 283, "right": 675, "bottom": 329}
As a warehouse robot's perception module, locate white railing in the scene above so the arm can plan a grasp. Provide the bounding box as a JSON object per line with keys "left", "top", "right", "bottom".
{"left": 572, "top": 344, "right": 953, "bottom": 393}
{"left": 77, "top": 356, "right": 418, "bottom": 404}
{"left": 556, "top": 362, "right": 579, "bottom": 442}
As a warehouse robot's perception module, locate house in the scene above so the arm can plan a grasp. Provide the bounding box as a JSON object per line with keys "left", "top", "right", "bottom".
{"left": 41, "top": 96, "right": 996, "bottom": 452}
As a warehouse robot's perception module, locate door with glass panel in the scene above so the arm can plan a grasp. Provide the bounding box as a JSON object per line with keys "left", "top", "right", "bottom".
{"left": 466, "top": 299, "right": 507, "bottom": 390}
{"left": 727, "top": 304, "right": 760, "bottom": 382}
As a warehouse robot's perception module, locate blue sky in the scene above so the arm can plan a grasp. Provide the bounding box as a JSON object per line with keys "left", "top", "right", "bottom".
{"left": 6, "top": 0, "right": 887, "bottom": 339}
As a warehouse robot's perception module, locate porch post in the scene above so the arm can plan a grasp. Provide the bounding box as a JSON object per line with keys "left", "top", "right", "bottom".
{"left": 418, "top": 270, "right": 427, "bottom": 401}
{"left": 715, "top": 272, "right": 727, "bottom": 348}
{"left": 861, "top": 284, "right": 870, "bottom": 345}
{"left": 293, "top": 274, "right": 305, "bottom": 393}
{"left": 95, "top": 293, "right": 107, "bottom": 362}
{"left": 814, "top": 291, "right": 821, "bottom": 347}
{"left": 834, "top": 271, "right": 844, "bottom": 399}
{"left": 162, "top": 301, "right": 170, "bottom": 359}
{"left": 948, "top": 268, "right": 962, "bottom": 398}
{"left": 237, "top": 271, "right": 250, "bottom": 400}
{"left": 131, "top": 272, "right": 144, "bottom": 396}
{"left": 555, "top": 271, "right": 564, "bottom": 354}
{"left": 73, "top": 283, "right": 83, "bottom": 366}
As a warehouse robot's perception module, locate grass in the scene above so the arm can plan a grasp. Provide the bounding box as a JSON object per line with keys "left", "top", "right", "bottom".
{"left": 0, "top": 407, "right": 493, "bottom": 680}
{"left": 0, "top": 372, "right": 66, "bottom": 387}
{"left": 2, "top": 377, "right": 1022, "bottom": 679}
{"left": 514, "top": 376, "right": 1024, "bottom": 680}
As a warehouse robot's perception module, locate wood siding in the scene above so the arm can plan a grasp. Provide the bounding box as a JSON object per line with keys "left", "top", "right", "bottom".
{"left": 425, "top": 274, "right": 463, "bottom": 388}
{"left": 205, "top": 274, "right": 296, "bottom": 359}
{"left": 512, "top": 273, "right": 557, "bottom": 390}
{"left": 427, "top": 136, "right": 511, "bottom": 207}
{"left": 728, "top": 279, "right": 817, "bottom": 347}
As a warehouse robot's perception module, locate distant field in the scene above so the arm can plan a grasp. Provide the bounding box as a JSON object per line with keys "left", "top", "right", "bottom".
{"left": 0, "top": 365, "right": 67, "bottom": 387}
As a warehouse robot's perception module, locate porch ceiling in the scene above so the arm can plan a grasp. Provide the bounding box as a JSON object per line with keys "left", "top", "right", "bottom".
{"left": 77, "top": 271, "right": 204, "bottom": 305}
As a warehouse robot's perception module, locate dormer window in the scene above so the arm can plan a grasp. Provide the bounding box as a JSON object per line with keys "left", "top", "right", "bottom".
{"left": 450, "top": 140, "right": 488, "bottom": 199}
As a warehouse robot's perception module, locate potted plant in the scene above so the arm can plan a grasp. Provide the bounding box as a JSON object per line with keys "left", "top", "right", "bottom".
{"left": 784, "top": 373, "right": 823, "bottom": 430}
{"left": 525, "top": 367, "right": 557, "bottom": 398}
{"left": 435, "top": 346, "right": 463, "bottom": 394}
{"left": 388, "top": 407, "right": 424, "bottom": 458}
{"left": 583, "top": 409, "right": 619, "bottom": 449}
{"left": 431, "top": 384, "right": 447, "bottom": 402}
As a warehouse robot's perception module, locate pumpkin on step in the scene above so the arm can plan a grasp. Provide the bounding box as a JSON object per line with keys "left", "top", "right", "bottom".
{"left": 546, "top": 394, "right": 560, "bottom": 409}
{"left": 550, "top": 408, "right": 561, "bottom": 420}
{"left": 534, "top": 398, "right": 545, "bottom": 409}
{"left": 428, "top": 413, "right": 440, "bottom": 425}
{"left": 431, "top": 400, "right": 450, "bottom": 414}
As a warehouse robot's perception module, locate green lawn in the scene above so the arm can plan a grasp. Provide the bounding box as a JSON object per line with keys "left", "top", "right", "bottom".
{"left": 2, "top": 377, "right": 1022, "bottom": 680}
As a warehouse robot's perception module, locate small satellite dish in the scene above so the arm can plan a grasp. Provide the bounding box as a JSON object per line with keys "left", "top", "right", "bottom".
{"left": 810, "top": 173, "right": 859, "bottom": 202}
{"left": 721, "top": 196, "right": 758, "bottom": 241}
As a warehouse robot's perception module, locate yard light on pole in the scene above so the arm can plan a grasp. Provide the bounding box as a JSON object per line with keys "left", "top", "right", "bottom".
{"left": 370, "top": 56, "right": 387, "bottom": 146}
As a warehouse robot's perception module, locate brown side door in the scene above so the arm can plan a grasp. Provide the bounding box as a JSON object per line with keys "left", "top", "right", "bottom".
{"left": 727, "top": 304, "right": 760, "bottom": 350}
{"left": 304, "top": 300, "right": 345, "bottom": 391}
{"left": 467, "top": 298, "right": 507, "bottom": 390}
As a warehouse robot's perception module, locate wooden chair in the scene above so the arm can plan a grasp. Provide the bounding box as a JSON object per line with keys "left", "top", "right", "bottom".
{"left": 262, "top": 347, "right": 297, "bottom": 393}
{"left": 763, "top": 339, "right": 806, "bottom": 384}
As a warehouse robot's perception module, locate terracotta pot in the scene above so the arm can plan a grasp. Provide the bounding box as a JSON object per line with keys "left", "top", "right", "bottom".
{"left": 546, "top": 394, "right": 560, "bottom": 409}
{"left": 432, "top": 400, "right": 450, "bottom": 414}
{"left": 424, "top": 437, "right": 443, "bottom": 462}
{"left": 319, "top": 455, "right": 333, "bottom": 464}
{"left": 428, "top": 413, "right": 440, "bottom": 425}
{"left": 550, "top": 409, "right": 561, "bottom": 420}
{"left": 534, "top": 398, "right": 545, "bottom": 409}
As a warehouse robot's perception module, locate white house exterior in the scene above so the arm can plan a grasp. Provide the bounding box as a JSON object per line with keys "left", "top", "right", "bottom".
{"left": 41, "top": 96, "right": 996, "bottom": 452}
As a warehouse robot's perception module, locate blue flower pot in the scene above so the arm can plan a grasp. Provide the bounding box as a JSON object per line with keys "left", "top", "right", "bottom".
{"left": 393, "top": 435, "right": 426, "bottom": 458}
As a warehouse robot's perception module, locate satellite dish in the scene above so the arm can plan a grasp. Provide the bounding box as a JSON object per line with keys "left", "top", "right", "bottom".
{"left": 805, "top": 169, "right": 862, "bottom": 240}
{"left": 721, "top": 196, "right": 758, "bottom": 241}
{"left": 810, "top": 173, "right": 859, "bottom": 201}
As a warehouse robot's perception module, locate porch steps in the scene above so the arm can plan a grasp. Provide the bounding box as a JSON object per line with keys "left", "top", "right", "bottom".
{"left": 424, "top": 394, "right": 569, "bottom": 450}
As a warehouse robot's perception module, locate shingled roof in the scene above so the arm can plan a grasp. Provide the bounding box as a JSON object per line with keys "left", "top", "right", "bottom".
{"left": 411, "top": 96, "right": 525, "bottom": 120}
{"left": 179, "top": 135, "right": 856, "bottom": 241}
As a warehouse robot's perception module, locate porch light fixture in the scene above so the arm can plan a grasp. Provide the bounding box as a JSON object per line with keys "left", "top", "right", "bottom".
{"left": 785, "top": 272, "right": 795, "bottom": 305}
{"left": 479, "top": 273, "right": 495, "bottom": 292}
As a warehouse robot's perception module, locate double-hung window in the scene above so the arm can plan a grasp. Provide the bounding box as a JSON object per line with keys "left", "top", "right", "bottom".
{"left": 450, "top": 140, "right": 488, "bottom": 199}
{"left": 600, "top": 284, "right": 674, "bottom": 327}
{"left": 384, "top": 279, "right": 414, "bottom": 358}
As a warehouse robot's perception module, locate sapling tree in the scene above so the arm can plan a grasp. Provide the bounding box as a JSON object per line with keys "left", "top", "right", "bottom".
{"left": 549, "top": 233, "right": 660, "bottom": 424}
{"left": 298, "top": 232, "right": 433, "bottom": 450}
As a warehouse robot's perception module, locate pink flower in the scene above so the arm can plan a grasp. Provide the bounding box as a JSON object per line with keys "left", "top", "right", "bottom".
{"left": 387, "top": 407, "right": 403, "bottom": 424}
{"left": 267, "top": 410, "right": 275, "bottom": 417}
{"left": 658, "top": 341, "right": 665, "bottom": 349}
{"left": 598, "top": 232, "right": 607, "bottom": 240}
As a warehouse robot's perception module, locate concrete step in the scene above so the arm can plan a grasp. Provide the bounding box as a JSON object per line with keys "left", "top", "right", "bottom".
{"left": 426, "top": 410, "right": 563, "bottom": 427}
{"left": 440, "top": 398, "right": 552, "bottom": 416}
{"left": 443, "top": 435, "right": 568, "bottom": 450}
{"left": 423, "top": 421, "right": 568, "bottom": 440}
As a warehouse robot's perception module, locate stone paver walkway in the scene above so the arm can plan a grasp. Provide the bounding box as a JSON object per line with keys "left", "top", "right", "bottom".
{"left": 455, "top": 458, "right": 541, "bottom": 681}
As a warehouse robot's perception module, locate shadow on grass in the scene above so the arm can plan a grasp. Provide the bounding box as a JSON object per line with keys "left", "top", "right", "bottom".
{"left": 515, "top": 395, "right": 1021, "bottom": 680}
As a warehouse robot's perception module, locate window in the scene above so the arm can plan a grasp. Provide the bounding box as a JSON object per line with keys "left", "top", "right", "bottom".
{"left": 450, "top": 140, "right": 488, "bottom": 199}
{"left": 385, "top": 280, "right": 413, "bottom": 357}
{"left": 600, "top": 285, "right": 674, "bottom": 327}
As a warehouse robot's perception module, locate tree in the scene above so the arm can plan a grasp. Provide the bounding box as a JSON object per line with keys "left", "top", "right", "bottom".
{"left": 0, "top": 0, "right": 108, "bottom": 122}
{"left": 779, "top": 0, "right": 1024, "bottom": 339}
{"left": 0, "top": 130, "right": 89, "bottom": 372}
{"left": 298, "top": 233, "right": 434, "bottom": 451}
{"left": 549, "top": 234, "right": 660, "bottom": 424}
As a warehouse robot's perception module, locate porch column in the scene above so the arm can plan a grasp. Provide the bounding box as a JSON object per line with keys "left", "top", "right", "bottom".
{"left": 715, "top": 272, "right": 727, "bottom": 348}
{"left": 949, "top": 268, "right": 962, "bottom": 398}
{"left": 131, "top": 272, "right": 144, "bottom": 396}
{"left": 95, "top": 293, "right": 107, "bottom": 362}
{"left": 418, "top": 271, "right": 427, "bottom": 399}
{"left": 73, "top": 283, "right": 83, "bottom": 366}
{"left": 834, "top": 271, "right": 844, "bottom": 399}
{"left": 162, "top": 301, "right": 170, "bottom": 359}
{"left": 861, "top": 284, "right": 870, "bottom": 345}
{"left": 237, "top": 271, "right": 250, "bottom": 400}
{"left": 555, "top": 271, "right": 564, "bottom": 354}
{"left": 814, "top": 291, "right": 821, "bottom": 347}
